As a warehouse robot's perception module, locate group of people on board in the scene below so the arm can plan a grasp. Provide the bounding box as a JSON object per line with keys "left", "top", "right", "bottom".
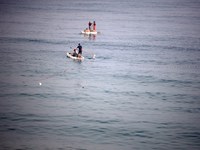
{"left": 72, "top": 43, "right": 82, "bottom": 58}
{"left": 84, "top": 21, "right": 96, "bottom": 32}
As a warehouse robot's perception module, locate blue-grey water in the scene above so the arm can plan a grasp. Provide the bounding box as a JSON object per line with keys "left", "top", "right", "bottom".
{"left": 0, "top": 0, "right": 200, "bottom": 149}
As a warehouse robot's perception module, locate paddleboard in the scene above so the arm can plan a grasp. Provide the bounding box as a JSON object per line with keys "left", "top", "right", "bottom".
{"left": 81, "top": 31, "right": 98, "bottom": 34}
{"left": 66, "top": 53, "right": 84, "bottom": 60}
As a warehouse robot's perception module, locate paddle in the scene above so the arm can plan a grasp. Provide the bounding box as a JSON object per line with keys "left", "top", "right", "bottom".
{"left": 70, "top": 47, "right": 96, "bottom": 58}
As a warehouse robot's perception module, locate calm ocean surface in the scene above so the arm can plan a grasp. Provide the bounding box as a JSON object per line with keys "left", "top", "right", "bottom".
{"left": 0, "top": 0, "right": 200, "bottom": 149}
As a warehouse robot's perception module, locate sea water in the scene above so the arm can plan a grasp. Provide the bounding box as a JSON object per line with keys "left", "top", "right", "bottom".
{"left": 0, "top": 0, "right": 200, "bottom": 149}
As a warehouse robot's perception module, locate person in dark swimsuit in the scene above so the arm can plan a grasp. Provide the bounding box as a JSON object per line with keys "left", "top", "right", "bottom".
{"left": 72, "top": 49, "right": 78, "bottom": 57}
{"left": 89, "top": 21, "right": 92, "bottom": 31}
{"left": 76, "top": 43, "right": 83, "bottom": 58}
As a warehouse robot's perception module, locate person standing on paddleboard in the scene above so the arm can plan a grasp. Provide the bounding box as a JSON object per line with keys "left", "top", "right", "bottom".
{"left": 76, "top": 43, "right": 83, "bottom": 58}
{"left": 93, "top": 21, "right": 96, "bottom": 31}
{"left": 89, "top": 21, "right": 92, "bottom": 31}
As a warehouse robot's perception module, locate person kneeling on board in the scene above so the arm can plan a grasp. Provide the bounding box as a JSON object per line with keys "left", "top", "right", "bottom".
{"left": 72, "top": 49, "right": 78, "bottom": 57}
{"left": 84, "top": 28, "right": 90, "bottom": 32}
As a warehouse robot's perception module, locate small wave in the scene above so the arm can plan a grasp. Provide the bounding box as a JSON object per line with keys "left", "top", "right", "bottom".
{"left": 87, "top": 119, "right": 120, "bottom": 124}
{"left": 158, "top": 79, "right": 195, "bottom": 87}
{"left": 0, "top": 37, "right": 66, "bottom": 45}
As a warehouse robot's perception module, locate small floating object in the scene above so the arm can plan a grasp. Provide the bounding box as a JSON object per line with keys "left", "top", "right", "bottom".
{"left": 38, "top": 82, "right": 42, "bottom": 86}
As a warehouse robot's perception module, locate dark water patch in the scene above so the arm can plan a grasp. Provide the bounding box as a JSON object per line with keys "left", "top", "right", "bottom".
{"left": 0, "top": 91, "right": 51, "bottom": 100}
{"left": 116, "top": 130, "right": 153, "bottom": 139}
{"left": 87, "top": 119, "right": 120, "bottom": 124}
{"left": 7, "top": 128, "right": 16, "bottom": 131}
{"left": 173, "top": 94, "right": 200, "bottom": 104}
{"left": 19, "top": 92, "right": 54, "bottom": 99}
{"left": 172, "top": 107, "right": 200, "bottom": 113}
{"left": 90, "top": 128, "right": 106, "bottom": 134}
{"left": 158, "top": 79, "right": 193, "bottom": 84}
{"left": 178, "top": 132, "right": 200, "bottom": 139}
{"left": 0, "top": 112, "right": 52, "bottom": 124}
{"left": 156, "top": 78, "right": 198, "bottom": 89}
{"left": 0, "top": 37, "right": 66, "bottom": 45}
